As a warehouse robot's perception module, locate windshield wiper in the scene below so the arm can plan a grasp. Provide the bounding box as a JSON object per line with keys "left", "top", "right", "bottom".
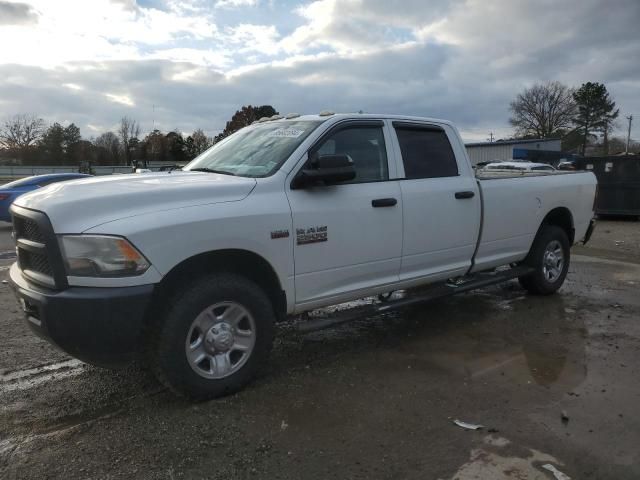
{"left": 188, "top": 167, "right": 236, "bottom": 176}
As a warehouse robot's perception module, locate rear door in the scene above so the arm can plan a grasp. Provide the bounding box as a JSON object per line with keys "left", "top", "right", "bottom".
{"left": 390, "top": 121, "right": 480, "bottom": 282}
{"left": 286, "top": 120, "right": 403, "bottom": 307}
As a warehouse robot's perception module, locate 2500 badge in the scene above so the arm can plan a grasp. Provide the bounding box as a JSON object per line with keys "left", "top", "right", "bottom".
{"left": 296, "top": 225, "right": 328, "bottom": 245}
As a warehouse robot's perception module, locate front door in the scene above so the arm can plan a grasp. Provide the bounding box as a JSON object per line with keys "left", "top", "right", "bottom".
{"left": 286, "top": 121, "right": 403, "bottom": 308}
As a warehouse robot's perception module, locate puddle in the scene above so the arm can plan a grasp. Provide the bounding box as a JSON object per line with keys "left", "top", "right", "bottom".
{"left": 444, "top": 435, "right": 570, "bottom": 479}
{"left": 295, "top": 284, "right": 588, "bottom": 390}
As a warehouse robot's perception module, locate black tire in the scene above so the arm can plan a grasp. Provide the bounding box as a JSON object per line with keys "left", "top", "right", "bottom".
{"left": 518, "top": 225, "right": 570, "bottom": 295}
{"left": 149, "top": 273, "right": 275, "bottom": 400}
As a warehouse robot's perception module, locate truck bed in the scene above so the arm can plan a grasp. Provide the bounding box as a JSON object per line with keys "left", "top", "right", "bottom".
{"left": 475, "top": 169, "right": 582, "bottom": 180}
{"left": 471, "top": 170, "right": 596, "bottom": 273}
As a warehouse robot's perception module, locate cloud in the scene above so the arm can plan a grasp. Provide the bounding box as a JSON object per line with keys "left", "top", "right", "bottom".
{"left": 279, "top": 0, "right": 461, "bottom": 55}
{"left": 0, "top": 0, "right": 638, "bottom": 143}
{"left": 0, "top": 0, "right": 219, "bottom": 67}
{"left": 0, "top": 0, "right": 38, "bottom": 25}
{"left": 215, "top": 0, "right": 258, "bottom": 8}
{"left": 225, "top": 23, "right": 280, "bottom": 55}
{"left": 105, "top": 93, "right": 135, "bottom": 107}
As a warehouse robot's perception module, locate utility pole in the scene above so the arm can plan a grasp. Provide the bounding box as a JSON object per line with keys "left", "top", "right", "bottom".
{"left": 487, "top": 132, "right": 494, "bottom": 143}
{"left": 626, "top": 115, "right": 633, "bottom": 155}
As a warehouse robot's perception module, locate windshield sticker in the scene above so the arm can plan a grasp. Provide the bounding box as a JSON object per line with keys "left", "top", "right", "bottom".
{"left": 267, "top": 128, "right": 304, "bottom": 138}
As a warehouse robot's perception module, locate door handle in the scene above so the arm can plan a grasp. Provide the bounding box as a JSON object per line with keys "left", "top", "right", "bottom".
{"left": 371, "top": 198, "right": 398, "bottom": 207}
{"left": 455, "top": 191, "right": 475, "bottom": 199}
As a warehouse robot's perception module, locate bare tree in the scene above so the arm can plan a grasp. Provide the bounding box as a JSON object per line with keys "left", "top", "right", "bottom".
{"left": 118, "top": 116, "right": 140, "bottom": 166}
{"left": 0, "top": 114, "right": 46, "bottom": 159}
{"left": 191, "top": 128, "right": 212, "bottom": 155}
{"left": 509, "top": 82, "right": 576, "bottom": 138}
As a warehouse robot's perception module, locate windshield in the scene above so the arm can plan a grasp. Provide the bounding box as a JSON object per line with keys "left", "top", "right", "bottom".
{"left": 184, "top": 120, "right": 323, "bottom": 177}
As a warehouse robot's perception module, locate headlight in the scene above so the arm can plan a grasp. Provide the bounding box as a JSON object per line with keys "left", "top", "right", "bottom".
{"left": 59, "top": 235, "right": 150, "bottom": 277}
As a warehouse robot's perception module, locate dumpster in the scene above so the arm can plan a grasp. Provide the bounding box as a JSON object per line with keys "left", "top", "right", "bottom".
{"left": 576, "top": 155, "right": 640, "bottom": 217}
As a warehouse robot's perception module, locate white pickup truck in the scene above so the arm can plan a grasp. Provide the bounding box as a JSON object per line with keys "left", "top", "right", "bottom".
{"left": 9, "top": 113, "right": 597, "bottom": 399}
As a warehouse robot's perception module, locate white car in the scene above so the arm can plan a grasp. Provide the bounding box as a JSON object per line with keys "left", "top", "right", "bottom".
{"left": 9, "top": 113, "right": 597, "bottom": 399}
{"left": 482, "top": 161, "right": 556, "bottom": 172}
{"left": 482, "top": 160, "right": 556, "bottom": 172}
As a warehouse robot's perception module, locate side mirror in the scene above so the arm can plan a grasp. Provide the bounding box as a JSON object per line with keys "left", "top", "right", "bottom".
{"left": 292, "top": 153, "right": 356, "bottom": 189}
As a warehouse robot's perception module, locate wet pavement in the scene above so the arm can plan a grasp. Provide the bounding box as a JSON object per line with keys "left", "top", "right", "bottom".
{"left": 1, "top": 221, "right": 639, "bottom": 479}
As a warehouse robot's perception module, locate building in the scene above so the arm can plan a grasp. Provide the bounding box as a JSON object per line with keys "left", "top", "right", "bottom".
{"left": 465, "top": 138, "right": 562, "bottom": 166}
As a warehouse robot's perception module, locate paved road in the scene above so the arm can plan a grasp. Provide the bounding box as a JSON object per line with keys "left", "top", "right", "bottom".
{"left": 1, "top": 221, "right": 639, "bottom": 479}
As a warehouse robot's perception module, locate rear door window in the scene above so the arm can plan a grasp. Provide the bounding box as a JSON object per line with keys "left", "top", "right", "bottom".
{"left": 394, "top": 125, "right": 459, "bottom": 179}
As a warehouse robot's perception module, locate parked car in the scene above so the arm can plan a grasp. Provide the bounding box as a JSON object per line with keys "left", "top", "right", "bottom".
{"left": 0, "top": 173, "right": 91, "bottom": 222}
{"left": 8, "top": 113, "right": 597, "bottom": 399}
{"left": 557, "top": 160, "right": 578, "bottom": 170}
{"left": 482, "top": 161, "right": 556, "bottom": 172}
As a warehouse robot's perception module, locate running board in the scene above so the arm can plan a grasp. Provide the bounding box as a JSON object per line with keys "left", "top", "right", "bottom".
{"left": 295, "top": 265, "right": 534, "bottom": 333}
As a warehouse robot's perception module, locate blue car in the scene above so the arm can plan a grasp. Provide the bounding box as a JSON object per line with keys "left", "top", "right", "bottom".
{"left": 0, "top": 173, "right": 91, "bottom": 222}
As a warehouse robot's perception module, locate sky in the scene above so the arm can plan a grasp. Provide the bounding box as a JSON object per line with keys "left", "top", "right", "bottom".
{"left": 0, "top": 0, "right": 638, "bottom": 142}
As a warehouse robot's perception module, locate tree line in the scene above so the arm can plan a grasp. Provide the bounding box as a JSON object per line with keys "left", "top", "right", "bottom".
{"left": 0, "top": 104, "right": 278, "bottom": 167}
{"left": 509, "top": 81, "right": 637, "bottom": 155}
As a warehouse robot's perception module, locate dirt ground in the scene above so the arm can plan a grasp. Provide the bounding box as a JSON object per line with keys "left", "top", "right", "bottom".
{"left": 0, "top": 219, "right": 639, "bottom": 479}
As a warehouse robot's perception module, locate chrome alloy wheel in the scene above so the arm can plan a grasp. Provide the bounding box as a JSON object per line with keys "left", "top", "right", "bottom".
{"left": 542, "top": 240, "right": 564, "bottom": 283}
{"left": 185, "top": 302, "right": 256, "bottom": 379}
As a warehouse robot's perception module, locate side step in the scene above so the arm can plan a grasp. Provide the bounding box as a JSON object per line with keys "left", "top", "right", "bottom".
{"left": 295, "top": 265, "right": 534, "bottom": 333}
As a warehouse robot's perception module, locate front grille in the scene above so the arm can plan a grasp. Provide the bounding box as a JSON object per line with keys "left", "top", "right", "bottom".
{"left": 14, "top": 216, "right": 45, "bottom": 243}
{"left": 19, "top": 249, "right": 54, "bottom": 277}
{"left": 10, "top": 205, "right": 65, "bottom": 289}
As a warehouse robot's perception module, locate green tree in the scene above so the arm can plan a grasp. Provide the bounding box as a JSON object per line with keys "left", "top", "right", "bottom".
{"left": 215, "top": 105, "right": 278, "bottom": 143}
{"left": 573, "top": 82, "right": 619, "bottom": 155}
{"left": 39, "top": 123, "right": 65, "bottom": 164}
{"left": 38, "top": 122, "right": 85, "bottom": 164}
{"left": 142, "top": 129, "right": 166, "bottom": 166}
{"left": 63, "top": 123, "right": 82, "bottom": 163}
{"left": 166, "top": 130, "right": 186, "bottom": 164}
{"left": 184, "top": 135, "right": 196, "bottom": 159}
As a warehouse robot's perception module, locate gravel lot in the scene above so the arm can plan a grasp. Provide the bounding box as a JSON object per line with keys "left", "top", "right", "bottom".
{"left": 1, "top": 219, "right": 639, "bottom": 479}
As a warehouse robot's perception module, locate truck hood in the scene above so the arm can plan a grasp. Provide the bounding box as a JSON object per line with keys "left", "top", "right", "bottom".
{"left": 14, "top": 171, "right": 257, "bottom": 232}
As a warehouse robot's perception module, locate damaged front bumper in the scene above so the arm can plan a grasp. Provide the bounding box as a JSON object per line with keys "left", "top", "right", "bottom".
{"left": 582, "top": 218, "right": 596, "bottom": 245}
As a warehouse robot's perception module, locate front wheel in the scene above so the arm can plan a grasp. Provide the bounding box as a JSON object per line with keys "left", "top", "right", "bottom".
{"left": 518, "top": 225, "right": 570, "bottom": 295}
{"left": 149, "top": 273, "right": 275, "bottom": 399}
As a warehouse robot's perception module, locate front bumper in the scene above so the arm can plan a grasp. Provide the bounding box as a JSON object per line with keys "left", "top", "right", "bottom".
{"left": 9, "top": 263, "right": 154, "bottom": 366}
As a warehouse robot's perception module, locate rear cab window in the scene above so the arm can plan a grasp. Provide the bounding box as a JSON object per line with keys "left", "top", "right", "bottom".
{"left": 392, "top": 122, "right": 459, "bottom": 179}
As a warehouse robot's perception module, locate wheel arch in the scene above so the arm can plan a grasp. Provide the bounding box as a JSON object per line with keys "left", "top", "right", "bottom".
{"left": 150, "top": 249, "right": 287, "bottom": 322}
{"left": 540, "top": 207, "right": 575, "bottom": 244}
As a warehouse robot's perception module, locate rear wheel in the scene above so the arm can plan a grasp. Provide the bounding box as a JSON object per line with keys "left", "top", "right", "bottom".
{"left": 149, "top": 273, "right": 275, "bottom": 399}
{"left": 518, "top": 225, "right": 570, "bottom": 295}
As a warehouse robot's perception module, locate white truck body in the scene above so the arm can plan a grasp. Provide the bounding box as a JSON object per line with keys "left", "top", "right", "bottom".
{"left": 9, "top": 113, "right": 597, "bottom": 397}
{"left": 15, "top": 114, "right": 595, "bottom": 311}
